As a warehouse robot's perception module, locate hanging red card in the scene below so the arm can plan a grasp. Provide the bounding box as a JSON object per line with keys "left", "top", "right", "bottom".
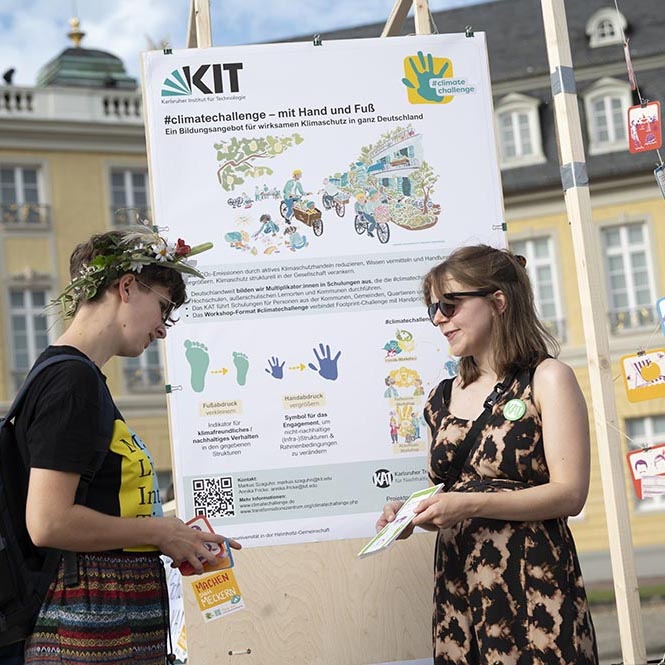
{"left": 628, "top": 101, "right": 662, "bottom": 153}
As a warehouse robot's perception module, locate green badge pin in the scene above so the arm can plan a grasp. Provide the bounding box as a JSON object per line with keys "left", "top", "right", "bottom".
{"left": 503, "top": 398, "right": 527, "bottom": 421}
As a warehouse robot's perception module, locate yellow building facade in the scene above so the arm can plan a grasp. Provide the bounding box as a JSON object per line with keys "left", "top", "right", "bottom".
{"left": 2, "top": 9, "right": 665, "bottom": 561}
{"left": 506, "top": 182, "right": 665, "bottom": 555}
{"left": 0, "top": 39, "right": 175, "bottom": 490}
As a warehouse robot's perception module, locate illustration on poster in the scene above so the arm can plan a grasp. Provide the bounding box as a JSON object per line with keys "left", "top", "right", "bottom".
{"left": 183, "top": 339, "right": 342, "bottom": 392}
{"left": 221, "top": 123, "right": 441, "bottom": 257}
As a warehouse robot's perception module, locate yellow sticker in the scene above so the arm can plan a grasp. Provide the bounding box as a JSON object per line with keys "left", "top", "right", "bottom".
{"left": 191, "top": 568, "right": 245, "bottom": 622}
{"left": 620, "top": 349, "right": 665, "bottom": 402}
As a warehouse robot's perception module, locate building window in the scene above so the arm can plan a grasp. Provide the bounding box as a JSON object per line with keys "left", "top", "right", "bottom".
{"left": 586, "top": 9, "right": 627, "bottom": 48}
{"left": 110, "top": 168, "right": 150, "bottom": 226}
{"left": 123, "top": 340, "right": 163, "bottom": 392}
{"left": 602, "top": 222, "right": 656, "bottom": 333}
{"left": 625, "top": 416, "right": 665, "bottom": 513}
{"left": 9, "top": 288, "right": 51, "bottom": 391}
{"left": 494, "top": 94, "right": 544, "bottom": 169}
{"left": 510, "top": 237, "right": 565, "bottom": 342}
{"left": 584, "top": 78, "right": 630, "bottom": 155}
{"left": 0, "top": 165, "right": 49, "bottom": 227}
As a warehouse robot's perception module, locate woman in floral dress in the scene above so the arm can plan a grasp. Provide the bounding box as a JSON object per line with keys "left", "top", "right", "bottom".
{"left": 378, "top": 245, "right": 598, "bottom": 664}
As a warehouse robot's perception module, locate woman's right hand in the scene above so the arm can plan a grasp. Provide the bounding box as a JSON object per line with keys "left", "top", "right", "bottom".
{"left": 376, "top": 500, "right": 414, "bottom": 540}
{"left": 155, "top": 517, "right": 241, "bottom": 573}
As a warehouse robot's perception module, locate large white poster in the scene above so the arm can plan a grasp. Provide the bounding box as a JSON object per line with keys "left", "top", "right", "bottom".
{"left": 141, "top": 34, "right": 504, "bottom": 547}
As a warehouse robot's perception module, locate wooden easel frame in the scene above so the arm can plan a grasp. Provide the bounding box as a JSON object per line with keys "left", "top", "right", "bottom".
{"left": 382, "top": 0, "right": 432, "bottom": 37}
{"left": 182, "top": 0, "right": 645, "bottom": 663}
{"left": 187, "top": 0, "right": 212, "bottom": 48}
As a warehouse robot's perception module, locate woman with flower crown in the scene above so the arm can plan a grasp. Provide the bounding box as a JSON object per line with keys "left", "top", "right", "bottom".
{"left": 5, "top": 227, "right": 240, "bottom": 665}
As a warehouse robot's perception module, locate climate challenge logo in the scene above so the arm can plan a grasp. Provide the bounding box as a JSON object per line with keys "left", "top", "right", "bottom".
{"left": 402, "top": 50, "right": 476, "bottom": 104}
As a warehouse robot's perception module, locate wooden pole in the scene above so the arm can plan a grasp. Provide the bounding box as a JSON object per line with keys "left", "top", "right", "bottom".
{"left": 187, "top": 0, "right": 212, "bottom": 49}
{"left": 540, "top": 1, "right": 646, "bottom": 662}
{"left": 382, "top": 0, "right": 412, "bottom": 37}
{"left": 413, "top": 0, "right": 432, "bottom": 35}
{"left": 382, "top": 0, "right": 431, "bottom": 37}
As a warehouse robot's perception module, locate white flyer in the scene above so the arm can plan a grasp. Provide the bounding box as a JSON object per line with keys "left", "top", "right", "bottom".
{"left": 358, "top": 483, "right": 443, "bottom": 557}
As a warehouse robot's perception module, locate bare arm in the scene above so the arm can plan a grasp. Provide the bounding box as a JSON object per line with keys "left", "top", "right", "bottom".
{"left": 412, "top": 359, "right": 591, "bottom": 528}
{"left": 26, "top": 468, "right": 240, "bottom": 573}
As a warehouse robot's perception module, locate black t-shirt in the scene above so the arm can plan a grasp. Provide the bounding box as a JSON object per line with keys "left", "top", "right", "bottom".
{"left": 15, "top": 346, "right": 163, "bottom": 551}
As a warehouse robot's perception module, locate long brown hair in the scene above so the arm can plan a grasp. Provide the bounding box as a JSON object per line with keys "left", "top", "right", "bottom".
{"left": 422, "top": 244, "right": 559, "bottom": 386}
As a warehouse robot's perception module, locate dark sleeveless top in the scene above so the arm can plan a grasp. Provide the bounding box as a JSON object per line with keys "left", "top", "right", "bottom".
{"left": 423, "top": 369, "right": 598, "bottom": 665}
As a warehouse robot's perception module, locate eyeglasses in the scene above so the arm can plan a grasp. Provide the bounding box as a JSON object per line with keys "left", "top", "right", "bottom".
{"left": 137, "top": 280, "right": 176, "bottom": 326}
{"left": 427, "top": 290, "right": 493, "bottom": 324}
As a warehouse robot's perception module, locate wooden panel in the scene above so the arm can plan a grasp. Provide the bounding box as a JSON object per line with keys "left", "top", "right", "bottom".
{"left": 183, "top": 533, "right": 436, "bottom": 664}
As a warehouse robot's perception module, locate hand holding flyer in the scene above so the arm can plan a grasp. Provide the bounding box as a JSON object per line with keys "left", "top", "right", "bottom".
{"left": 358, "top": 484, "right": 444, "bottom": 558}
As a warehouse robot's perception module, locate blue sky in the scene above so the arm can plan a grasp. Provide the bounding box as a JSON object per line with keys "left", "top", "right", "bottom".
{"left": 0, "top": 0, "right": 491, "bottom": 87}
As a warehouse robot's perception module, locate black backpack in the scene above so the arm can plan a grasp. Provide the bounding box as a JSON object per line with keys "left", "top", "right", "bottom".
{"left": 0, "top": 354, "right": 113, "bottom": 648}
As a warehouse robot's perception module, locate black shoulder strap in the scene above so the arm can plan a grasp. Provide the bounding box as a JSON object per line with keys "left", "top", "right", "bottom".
{"left": 3, "top": 354, "right": 99, "bottom": 426}
{"left": 442, "top": 368, "right": 521, "bottom": 491}
{"left": 4, "top": 353, "right": 114, "bottom": 588}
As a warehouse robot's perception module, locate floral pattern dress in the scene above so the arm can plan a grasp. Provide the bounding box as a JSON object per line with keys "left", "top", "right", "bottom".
{"left": 424, "top": 369, "right": 598, "bottom": 665}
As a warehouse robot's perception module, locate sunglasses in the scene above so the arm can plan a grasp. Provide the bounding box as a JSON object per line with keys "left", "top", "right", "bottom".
{"left": 427, "top": 290, "right": 493, "bottom": 324}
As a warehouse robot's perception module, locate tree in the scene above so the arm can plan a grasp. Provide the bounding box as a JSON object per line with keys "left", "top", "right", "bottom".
{"left": 215, "top": 134, "right": 304, "bottom": 191}
{"left": 410, "top": 161, "right": 437, "bottom": 213}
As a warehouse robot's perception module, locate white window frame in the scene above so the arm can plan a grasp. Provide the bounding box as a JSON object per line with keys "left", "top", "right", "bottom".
{"left": 509, "top": 236, "right": 565, "bottom": 342}
{"left": 123, "top": 340, "right": 164, "bottom": 392}
{"left": 625, "top": 415, "right": 665, "bottom": 513}
{"left": 0, "top": 163, "right": 49, "bottom": 227}
{"left": 584, "top": 78, "right": 631, "bottom": 155}
{"left": 109, "top": 167, "right": 151, "bottom": 226}
{"left": 586, "top": 8, "right": 627, "bottom": 48}
{"left": 8, "top": 286, "right": 53, "bottom": 390}
{"left": 494, "top": 93, "right": 545, "bottom": 169}
{"left": 601, "top": 221, "right": 657, "bottom": 334}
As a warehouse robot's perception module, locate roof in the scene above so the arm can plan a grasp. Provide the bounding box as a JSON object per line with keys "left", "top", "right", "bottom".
{"left": 285, "top": 0, "right": 665, "bottom": 195}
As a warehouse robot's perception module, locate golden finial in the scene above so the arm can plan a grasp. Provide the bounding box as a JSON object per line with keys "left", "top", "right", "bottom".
{"left": 67, "top": 17, "right": 85, "bottom": 47}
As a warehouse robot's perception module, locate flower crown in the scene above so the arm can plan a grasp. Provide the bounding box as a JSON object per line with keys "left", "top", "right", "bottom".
{"left": 54, "top": 226, "right": 213, "bottom": 319}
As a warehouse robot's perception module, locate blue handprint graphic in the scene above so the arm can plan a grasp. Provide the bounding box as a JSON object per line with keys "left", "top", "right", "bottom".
{"left": 308, "top": 343, "right": 341, "bottom": 381}
{"left": 402, "top": 51, "right": 450, "bottom": 103}
{"left": 265, "top": 356, "right": 285, "bottom": 379}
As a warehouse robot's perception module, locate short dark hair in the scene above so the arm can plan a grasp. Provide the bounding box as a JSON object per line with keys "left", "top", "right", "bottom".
{"left": 69, "top": 230, "right": 187, "bottom": 319}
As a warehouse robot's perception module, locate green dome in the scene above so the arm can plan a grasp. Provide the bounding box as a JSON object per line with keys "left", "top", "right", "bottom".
{"left": 36, "top": 46, "right": 138, "bottom": 89}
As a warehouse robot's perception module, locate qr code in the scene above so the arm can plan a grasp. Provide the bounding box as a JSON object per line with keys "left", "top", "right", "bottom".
{"left": 192, "top": 476, "right": 235, "bottom": 518}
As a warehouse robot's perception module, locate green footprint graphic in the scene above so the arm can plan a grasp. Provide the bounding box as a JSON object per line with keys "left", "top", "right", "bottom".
{"left": 184, "top": 340, "right": 209, "bottom": 392}
{"left": 233, "top": 351, "right": 249, "bottom": 386}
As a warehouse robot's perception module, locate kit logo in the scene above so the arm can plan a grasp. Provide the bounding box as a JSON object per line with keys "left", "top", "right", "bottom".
{"left": 372, "top": 468, "right": 394, "bottom": 488}
{"left": 161, "top": 63, "right": 243, "bottom": 97}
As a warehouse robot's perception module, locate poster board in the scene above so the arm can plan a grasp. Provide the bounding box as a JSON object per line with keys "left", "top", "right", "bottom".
{"left": 141, "top": 33, "right": 504, "bottom": 663}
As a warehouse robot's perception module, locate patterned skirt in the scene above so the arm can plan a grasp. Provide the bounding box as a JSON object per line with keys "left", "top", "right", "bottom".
{"left": 24, "top": 552, "right": 169, "bottom": 665}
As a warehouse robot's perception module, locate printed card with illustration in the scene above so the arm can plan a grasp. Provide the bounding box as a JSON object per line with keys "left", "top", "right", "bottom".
{"left": 179, "top": 515, "right": 235, "bottom": 576}
{"left": 626, "top": 443, "right": 665, "bottom": 499}
{"left": 620, "top": 349, "right": 665, "bottom": 403}
{"left": 627, "top": 100, "right": 662, "bottom": 153}
{"left": 358, "top": 484, "right": 444, "bottom": 558}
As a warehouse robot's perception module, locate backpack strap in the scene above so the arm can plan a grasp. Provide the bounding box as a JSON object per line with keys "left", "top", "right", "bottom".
{"left": 3, "top": 355, "right": 99, "bottom": 425}
{"left": 5, "top": 354, "right": 114, "bottom": 588}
